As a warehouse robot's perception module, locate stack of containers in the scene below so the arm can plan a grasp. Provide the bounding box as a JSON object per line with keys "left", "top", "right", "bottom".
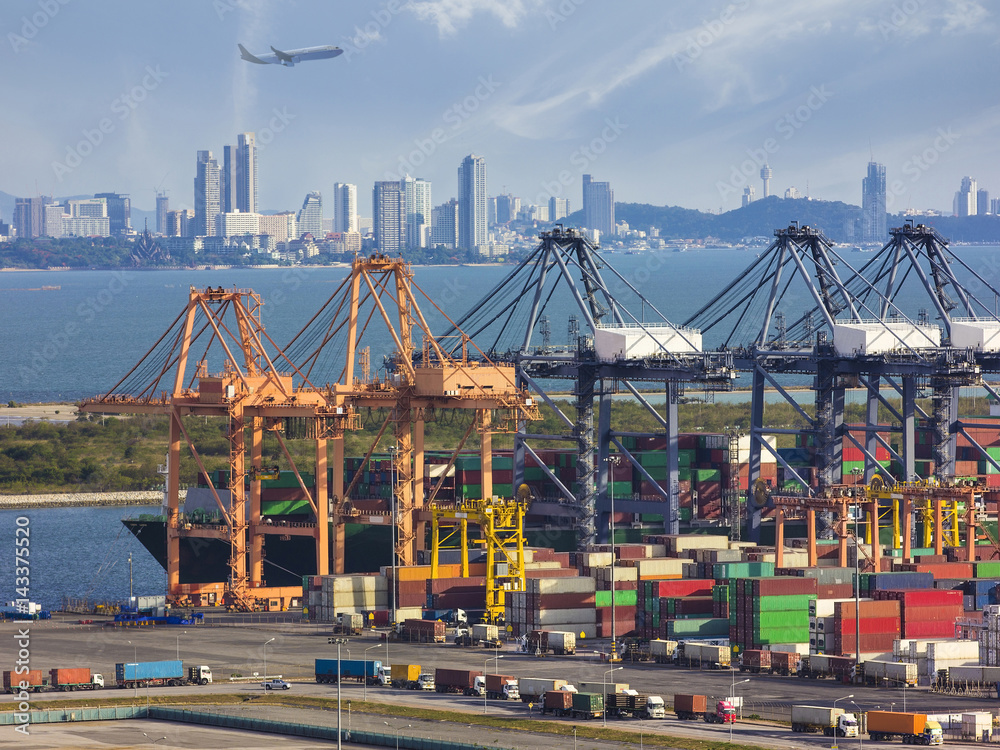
{"left": 809, "top": 597, "right": 865, "bottom": 655}
{"left": 426, "top": 576, "right": 486, "bottom": 610}
{"left": 896, "top": 560, "right": 975, "bottom": 579}
{"left": 520, "top": 577, "right": 596, "bottom": 638}
{"left": 306, "top": 574, "right": 389, "bottom": 621}
{"left": 729, "top": 577, "right": 816, "bottom": 651}
{"left": 594, "top": 588, "right": 637, "bottom": 637}
{"left": 661, "top": 595, "right": 713, "bottom": 620}
{"left": 872, "top": 589, "right": 964, "bottom": 638}
{"left": 712, "top": 584, "right": 729, "bottom": 618}
{"left": 979, "top": 606, "right": 1000, "bottom": 666}
{"left": 963, "top": 579, "right": 1000, "bottom": 611}
{"left": 830, "top": 599, "right": 901, "bottom": 656}
{"left": 895, "top": 639, "right": 980, "bottom": 678}
{"left": 713, "top": 561, "right": 774, "bottom": 581}
{"left": 637, "top": 579, "right": 714, "bottom": 639}
{"left": 694, "top": 468, "right": 722, "bottom": 519}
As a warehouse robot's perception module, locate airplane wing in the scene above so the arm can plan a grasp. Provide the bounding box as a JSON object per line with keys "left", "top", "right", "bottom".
{"left": 270, "top": 46, "right": 296, "bottom": 65}
{"left": 238, "top": 43, "right": 269, "bottom": 64}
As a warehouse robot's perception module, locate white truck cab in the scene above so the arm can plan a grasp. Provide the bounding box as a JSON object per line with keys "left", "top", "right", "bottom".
{"left": 92, "top": 674, "right": 106, "bottom": 689}
{"left": 417, "top": 673, "right": 435, "bottom": 690}
{"left": 644, "top": 695, "right": 666, "bottom": 719}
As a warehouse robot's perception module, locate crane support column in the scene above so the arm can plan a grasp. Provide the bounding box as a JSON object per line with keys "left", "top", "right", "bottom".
{"left": 865, "top": 376, "right": 880, "bottom": 482}
{"left": 250, "top": 417, "right": 264, "bottom": 586}
{"left": 666, "top": 382, "right": 680, "bottom": 536}
{"left": 332, "top": 436, "right": 345, "bottom": 575}
{"left": 316, "top": 437, "right": 329, "bottom": 576}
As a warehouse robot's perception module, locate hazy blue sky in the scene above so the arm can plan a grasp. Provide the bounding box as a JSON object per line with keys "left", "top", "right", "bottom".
{"left": 2, "top": 0, "right": 997, "bottom": 216}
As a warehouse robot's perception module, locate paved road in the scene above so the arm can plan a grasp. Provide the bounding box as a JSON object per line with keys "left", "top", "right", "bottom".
{"left": 4, "top": 616, "right": 995, "bottom": 748}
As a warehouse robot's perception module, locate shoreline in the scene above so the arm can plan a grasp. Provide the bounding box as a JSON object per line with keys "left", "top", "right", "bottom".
{"left": 0, "top": 490, "right": 183, "bottom": 509}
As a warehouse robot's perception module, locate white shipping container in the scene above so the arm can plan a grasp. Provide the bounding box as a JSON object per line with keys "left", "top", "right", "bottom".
{"left": 534, "top": 608, "right": 596, "bottom": 626}
{"left": 833, "top": 321, "right": 940, "bottom": 356}
{"left": 637, "top": 558, "right": 685, "bottom": 578}
{"left": 951, "top": 319, "right": 1000, "bottom": 352}
{"left": 581, "top": 551, "right": 614, "bottom": 568}
{"left": 593, "top": 325, "right": 702, "bottom": 360}
{"left": 528, "top": 577, "right": 595, "bottom": 595}
{"left": 765, "top": 643, "right": 810, "bottom": 655}
{"left": 668, "top": 535, "right": 729, "bottom": 553}
{"left": 649, "top": 639, "right": 678, "bottom": 658}
{"left": 811, "top": 598, "right": 861, "bottom": 618}
{"left": 962, "top": 712, "right": 993, "bottom": 740}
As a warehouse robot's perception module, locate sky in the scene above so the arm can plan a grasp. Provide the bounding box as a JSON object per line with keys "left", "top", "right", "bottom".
{"left": 2, "top": 0, "right": 998, "bottom": 218}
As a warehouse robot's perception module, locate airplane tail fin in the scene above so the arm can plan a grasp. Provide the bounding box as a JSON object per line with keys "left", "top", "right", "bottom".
{"left": 238, "top": 43, "right": 268, "bottom": 64}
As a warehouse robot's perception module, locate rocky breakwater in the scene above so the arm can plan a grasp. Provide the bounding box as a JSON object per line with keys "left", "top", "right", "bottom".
{"left": 0, "top": 490, "right": 186, "bottom": 509}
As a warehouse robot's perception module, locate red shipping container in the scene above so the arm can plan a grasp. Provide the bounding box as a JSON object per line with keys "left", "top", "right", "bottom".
{"left": 650, "top": 580, "right": 715, "bottom": 598}
{"left": 903, "top": 620, "right": 961, "bottom": 638}
{"left": 874, "top": 589, "right": 962, "bottom": 607}
{"left": 831, "top": 616, "right": 901, "bottom": 635}
{"left": 834, "top": 600, "right": 900, "bottom": 619}
{"left": 751, "top": 577, "right": 818, "bottom": 596}
{"left": 901, "top": 605, "right": 963, "bottom": 623}
{"left": 533, "top": 593, "right": 596, "bottom": 609}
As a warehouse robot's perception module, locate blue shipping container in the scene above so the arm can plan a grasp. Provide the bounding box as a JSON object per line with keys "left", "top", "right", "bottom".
{"left": 315, "top": 658, "right": 382, "bottom": 679}
{"left": 116, "top": 660, "right": 183, "bottom": 682}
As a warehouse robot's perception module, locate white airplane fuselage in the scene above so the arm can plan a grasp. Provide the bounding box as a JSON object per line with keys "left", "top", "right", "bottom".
{"left": 239, "top": 44, "right": 343, "bottom": 67}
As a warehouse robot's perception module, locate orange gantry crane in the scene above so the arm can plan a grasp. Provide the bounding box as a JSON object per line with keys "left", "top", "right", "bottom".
{"left": 80, "top": 256, "right": 538, "bottom": 609}
{"left": 285, "top": 253, "right": 539, "bottom": 572}
{"left": 79, "top": 286, "right": 355, "bottom": 610}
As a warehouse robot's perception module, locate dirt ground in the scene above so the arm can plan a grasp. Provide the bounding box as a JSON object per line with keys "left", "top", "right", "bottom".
{"left": 0, "top": 402, "right": 79, "bottom": 423}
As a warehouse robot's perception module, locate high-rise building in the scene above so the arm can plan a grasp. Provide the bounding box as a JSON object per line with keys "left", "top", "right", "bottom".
{"left": 495, "top": 194, "right": 520, "bottom": 225}
{"left": 44, "top": 203, "right": 65, "bottom": 237}
{"left": 402, "top": 175, "right": 432, "bottom": 248}
{"left": 94, "top": 193, "right": 131, "bottom": 236}
{"left": 582, "top": 174, "right": 615, "bottom": 237}
{"left": 373, "top": 181, "right": 405, "bottom": 253}
{"left": 458, "top": 154, "right": 487, "bottom": 250}
{"left": 297, "top": 192, "right": 323, "bottom": 237}
{"left": 760, "top": 164, "right": 772, "bottom": 198}
{"left": 861, "top": 162, "right": 887, "bottom": 243}
{"left": 13, "top": 196, "right": 50, "bottom": 239}
{"left": 221, "top": 144, "right": 238, "bottom": 213}
{"left": 259, "top": 212, "right": 297, "bottom": 242}
{"left": 549, "top": 197, "right": 570, "bottom": 222}
{"left": 236, "top": 132, "right": 257, "bottom": 214}
{"left": 216, "top": 211, "right": 261, "bottom": 237}
{"left": 156, "top": 192, "right": 169, "bottom": 235}
{"left": 333, "top": 183, "right": 358, "bottom": 233}
{"left": 954, "top": 176, "right": 977, "bottom": 217}
{"left": 978, "top": 188, "right": 991, "bottom": 216}
{"left": 166, "top": 209, "right": 195, "bottom": 238}
{"left": 742, "top": 186, "right": 755, "bottom": 208}
{"left": 431, "top": 199, "right": 459, "bottom": 248}
{"left": 193, "top": 150, "right": 221, "bottom": 237}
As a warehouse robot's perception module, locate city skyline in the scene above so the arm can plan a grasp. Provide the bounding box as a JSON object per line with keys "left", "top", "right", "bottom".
{"left": 3, "top": 1, "right": 998, "bottom": 219}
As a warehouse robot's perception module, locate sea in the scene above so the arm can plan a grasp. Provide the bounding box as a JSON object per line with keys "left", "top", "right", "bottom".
{"left": 2, "top": 244, "right": 1000, "bottom": 608}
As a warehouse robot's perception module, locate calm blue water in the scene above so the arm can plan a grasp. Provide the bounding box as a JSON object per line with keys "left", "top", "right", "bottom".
{"left": 0, "top": 505, "right": 164, "bottom": 611}
{"left": 3, "top": 246, "right": 1000, "bottom": 403}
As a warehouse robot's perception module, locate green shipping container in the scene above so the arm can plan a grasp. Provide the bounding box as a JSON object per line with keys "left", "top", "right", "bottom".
{"left": 975, "top": 562, "right": 1000, "bottom": 578}
{"left": 611, "top": 481, "right": 632, "bottom": 497}
{"left": 595, "top": 589, "right": 638, "bottom": 607}
{"left": 492, "top": 456, "right": 513, "bottom": 470}
{"left": 639, "top": 451, "right": 668, "bottom": 468}
{"left": 572, "top": 692, "right": 604, "bottom": 714}
{"left": 665, "top": 618, "right": 729, "bottom": 637}
{"left": 750, "top": 611, "right": 810, "bottom": 628}
{"left": 493, "top": 484, "right": 514, "bottom": 497}
{"left": 713, "top": 562, "right": 775, "bottom": 580}
{"left": 679, "top": 507, "right": 692, "bottom": 521}
{"left": 695, "top": 468, "right": 721, "bottom": 482}
{"left": 751, "top": 594, "right": 817, "bottom": 612}
{"left": 753, "top": 628, "right": 810, "bottom": 645}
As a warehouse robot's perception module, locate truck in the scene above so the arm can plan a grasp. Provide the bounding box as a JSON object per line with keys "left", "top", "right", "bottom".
{"left": 858, "top": 660, "right": 917, "bottom": 687}
{"left": 332, "top": 612, "right": 363, "bottom": 635}
{"left": 642, "top": 695, "right": 666, "bottom": 719}
{"left": 385, "top": 664, "right": 433, "bottom": 690}
{"left": 542, "top": 689, "right": 574, "bottom": 716}
{"left": 799, "top": 654, "right": 855, "bottom": 679}
{"left": 572, "top": 691, "right": 604, "bottom": 720}
{"left": 770, "top": 650, "right": 801, "bottom": 676}
{"left": 650, "top": 639, "right": 678, "bottom": 664}
{"left": 577, "top": 681, "right": 629, "bottom": 695}
{"left": 526, "top": 629, "right": 576, "bottom": 655}
{"left": 434, "top": 668, "right": 481, "bottom": 695}
{"left": 3, "top": 670, "right": 46, "bottom": 693}
{"left": 114, "top": 661, "right": 212, "bottom": 688}
{"left": 681, "top": 642, "right": 730, "bottom": 669}
{"left": 398, "top": 619, "right": 446, "bottom": 643}
{"left": 476, "top": 673, "right": 519, "bottom": 700}
{"left": 520, "top": 677, "right": 569, "bottom": 703}
{"left": 790, "top": 705, "right": 860, "bottom": 737}
{"left": 740, "top": 649, "right": 771, "bottom": 673}
{"left": 674, "top": 695, "right": 734, "bottom": 723}
{"left": 704, "top": 699, "right": 736, "bottom": 724}
{"left": 314, "top": 658, "right": 383, "bottom": 685}
{"left": 866, "top": 711, "right": 943, "bottom": 745}
{"left": 49, "top": 668, "right": 104, "bottom": 691}
{"left": 456, "top": 623, "right": 502, "bottom": 648}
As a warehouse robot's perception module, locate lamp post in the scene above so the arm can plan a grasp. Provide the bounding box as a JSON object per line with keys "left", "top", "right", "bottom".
{"left": 127, "top": 640, "right": 138, "bottom": 698}
{"left": 730, "top": 677, "right": 750, "bottom": 743}
{"left": 573, "top": 726, "right": 577, "bottom": 750}
{"left": 262, "top": 637, "right": 275, "bottom": 683}
{"left": 384, "top": 721, "right": 411, "bottom": 750}
{"left": 833, "top": 693, "right": 854, "bottom": 740}
{"left": 332, "top": 637, "right": 348, "bottom": 750}
{"left": 389, "top": 445, "right": 398, "bottom": 627}
{"left": 607, "top": 455, "right": 621, "bottom": 662}
{"left": 603, "top": 665, "right": 623, "bottom": 726}
{"left": 175, "top": 630, "right": 186, "bottom": 661}
{"left": 851, "top": 468, "right": 862, "bottom": 670}
{"left": 484, "top": 654, "right": 504, "bottom": 714}
{"left": 852, "top": 701, "right": 864, "bottom": 750}
{"left": 364, "top": 643, "right": 381, "bottom": 702}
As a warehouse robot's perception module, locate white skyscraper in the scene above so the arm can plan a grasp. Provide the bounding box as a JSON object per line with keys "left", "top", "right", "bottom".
{"left": 194, "top": 150, "right": 221, "bottom": 237}
{"left": 297, "top": 191, "right": 323, "bottom": 237}
{"left": 236, "top": 132, "right": 257, "bottom": 214}
{"left": 333, "top": 183, "right": 358, "bottom": 233}
{"left": 954, "top": 176, "right": 978, "bottom": 217}
{"left": 458, "top": 154, "right": 487, "bottom": 250}
{"left": 373, "top": 181, "right": 405, "bottom": 253}
{"left": 402, "top": 175, "right": 432, "bottom": 248}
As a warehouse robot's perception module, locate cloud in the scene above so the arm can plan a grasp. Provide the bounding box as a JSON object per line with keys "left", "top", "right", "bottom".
{"left": 407, "top": 0, "right": 548, "bottom": 36}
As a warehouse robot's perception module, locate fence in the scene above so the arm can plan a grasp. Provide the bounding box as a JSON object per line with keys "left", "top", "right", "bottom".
{"left": 0, "top": 706, "right": 147, "bottom": 725}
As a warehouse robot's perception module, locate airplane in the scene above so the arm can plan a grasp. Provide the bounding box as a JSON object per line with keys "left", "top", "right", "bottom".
{"left": 238, "top": 43, "right": 343, "bottom": 67}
